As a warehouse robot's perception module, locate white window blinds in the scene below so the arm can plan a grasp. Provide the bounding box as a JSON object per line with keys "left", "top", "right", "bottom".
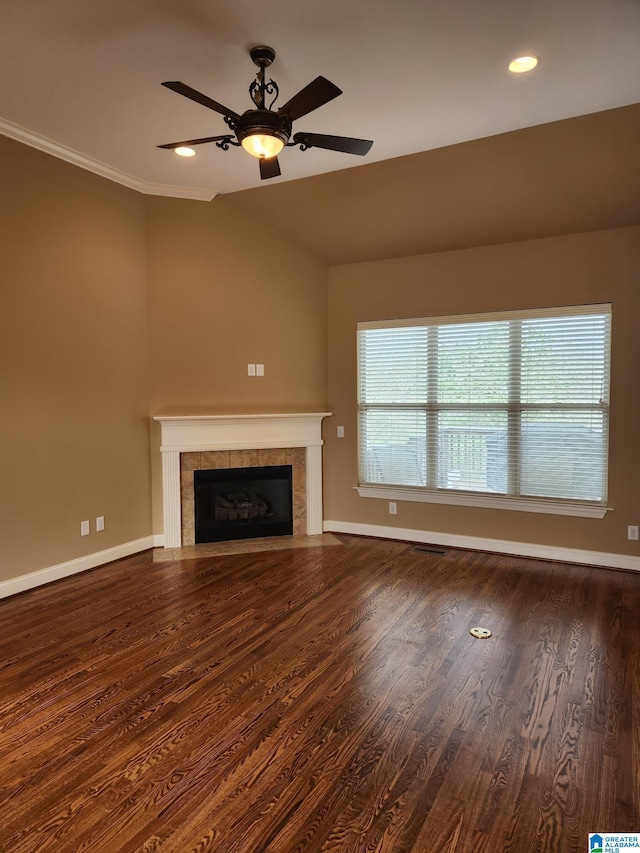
{"left": 358, "top": 304, "right": 611, "bottom": 505}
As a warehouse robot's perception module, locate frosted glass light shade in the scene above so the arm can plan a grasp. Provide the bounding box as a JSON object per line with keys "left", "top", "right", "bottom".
{"left": 241, "top": 133, "right": 285, "bottom": 159}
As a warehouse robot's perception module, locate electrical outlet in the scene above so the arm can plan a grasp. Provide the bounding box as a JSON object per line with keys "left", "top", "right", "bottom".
{"left": 628, "top": 525, "right": 639, "bottom": 541}
{"left": 389, "top": 501, "right": 397, "bottom": 515}
{"left": 96, "top": 516, "right": 105, "bottom": 532}
{"left": 80, "top": 520, "right": 90, "bottom": 536}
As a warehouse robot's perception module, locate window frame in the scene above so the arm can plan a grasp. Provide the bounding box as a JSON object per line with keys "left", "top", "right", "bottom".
{"left": 356, "top": 304, "right": 612, "bottom": 519}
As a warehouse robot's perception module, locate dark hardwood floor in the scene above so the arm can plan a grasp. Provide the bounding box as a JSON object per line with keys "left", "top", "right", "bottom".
{"left": 0, "top": 535, "right": 638, "bottom": 852}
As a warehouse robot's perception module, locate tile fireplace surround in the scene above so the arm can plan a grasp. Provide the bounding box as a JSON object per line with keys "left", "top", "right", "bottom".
{"left": 154, "top": 413, "right": 331, "bottom": 548}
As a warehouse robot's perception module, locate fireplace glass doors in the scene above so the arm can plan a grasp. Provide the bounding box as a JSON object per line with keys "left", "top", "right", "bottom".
{"left": 194, "top": 465, "right": 293, "bottom": 543}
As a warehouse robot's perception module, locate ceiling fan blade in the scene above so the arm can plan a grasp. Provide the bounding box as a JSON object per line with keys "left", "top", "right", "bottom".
{"left": 157, "top": 135, "right": 233, "bottom": 149}
{"left": 161, "top": 81, "right": 241, "bottom": 122}
{"left": 277, "top": 76, "right": 342, "bottom": 121}
{"left": 259, "top": 156, "right": 281, "bottom": 180}
{"left": 293, "top": 132, "right": 373, "bottom": 156}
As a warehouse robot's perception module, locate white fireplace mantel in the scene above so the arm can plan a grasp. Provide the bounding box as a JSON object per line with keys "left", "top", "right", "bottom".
{"left": 154, "top": 413, "right": 332, "bottom": 547}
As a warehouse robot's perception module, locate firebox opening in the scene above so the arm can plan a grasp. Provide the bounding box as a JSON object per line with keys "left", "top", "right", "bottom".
{"left": 194, "top": 465, "right": 293, "bottom": 543}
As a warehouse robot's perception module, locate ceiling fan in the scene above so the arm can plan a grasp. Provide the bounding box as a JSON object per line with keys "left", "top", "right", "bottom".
{"left": 158, "top": 46, "right": 373, "bottom": 180}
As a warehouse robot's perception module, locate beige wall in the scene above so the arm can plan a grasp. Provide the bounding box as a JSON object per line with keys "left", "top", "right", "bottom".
{"left": 145, "top": 194, "right": 328, "bottom": 534}
{"left": 0, "top": 136, "right": 152, "bottom": 582}
{"left": 325, "top": 226, "right": 640, "bottom": 557}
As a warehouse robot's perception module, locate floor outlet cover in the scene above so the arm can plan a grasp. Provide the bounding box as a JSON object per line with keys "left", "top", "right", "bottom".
{"left": 470, "top": 626, "right": 493, "bottom": 639}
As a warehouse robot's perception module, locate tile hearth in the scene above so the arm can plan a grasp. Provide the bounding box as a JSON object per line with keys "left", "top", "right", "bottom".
{"left": 152, "top": 532, "right": 343, "bottom": 563}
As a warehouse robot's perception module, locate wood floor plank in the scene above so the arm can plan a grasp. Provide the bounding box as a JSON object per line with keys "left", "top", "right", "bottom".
{"left": 0, "top": 537, "right": 638, "bottom": 852}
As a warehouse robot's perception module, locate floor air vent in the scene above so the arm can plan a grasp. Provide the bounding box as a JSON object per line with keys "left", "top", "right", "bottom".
{"left": 414, "top": 546, "right": 447, "bottom": 555}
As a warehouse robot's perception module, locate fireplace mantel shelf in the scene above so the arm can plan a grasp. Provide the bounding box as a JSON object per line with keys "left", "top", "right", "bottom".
{"left": 154, "top": 413, "right": 332, "bottom": 452}
{"left": 154, "top": 412, "right": 332, "bottom": 547}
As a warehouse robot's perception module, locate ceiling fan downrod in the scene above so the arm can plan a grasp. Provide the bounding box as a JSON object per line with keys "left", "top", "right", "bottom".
{"left": 249, "top": 45, "right": 279, "bottom": 111}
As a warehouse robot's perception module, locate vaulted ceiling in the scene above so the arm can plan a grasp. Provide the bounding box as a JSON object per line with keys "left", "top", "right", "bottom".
{"left": 1, "top": 0, "right": 639, "bottom": 198}
{"left": 226, "top": 104, "right": 640, "bottom": 264}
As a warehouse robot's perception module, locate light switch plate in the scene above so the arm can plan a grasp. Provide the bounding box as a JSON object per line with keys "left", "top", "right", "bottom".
{"left": 337, "top": 426, "right": 345, "bottom": 438}
{"left": 247, "top": 363, "right": 256, "bottom": 376}
{"left": 256, "top": 363, "right": 264, "bottom": 376}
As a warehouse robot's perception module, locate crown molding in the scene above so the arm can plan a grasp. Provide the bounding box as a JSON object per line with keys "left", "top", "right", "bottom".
{"left": 140, "top": 182, "right": 216, "bottom": 201}
{"left": 0, "top": 117, "right": 217, "bottom": 202}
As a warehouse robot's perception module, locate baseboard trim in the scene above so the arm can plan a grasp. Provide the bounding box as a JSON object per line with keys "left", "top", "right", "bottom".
{"left": 153, "top": 534, "right": 165, "bottom": 548}
{"left": 0, "top": 536, "right": 155, "bottom": 600}
{"left": 323, "top": 520, "right": 640, "bottom": 572}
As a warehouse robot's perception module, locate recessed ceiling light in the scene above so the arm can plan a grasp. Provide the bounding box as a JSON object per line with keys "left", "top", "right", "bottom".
{"left": 509, "top": 55, "right": 540, "bottom": 73}
{"left": 175, "top": 146, "right": 196, "bottom": 157}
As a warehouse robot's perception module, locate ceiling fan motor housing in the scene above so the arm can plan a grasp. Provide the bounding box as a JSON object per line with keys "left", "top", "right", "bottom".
{"left": 235, "top": 109, "right": 292, "bottom": 149}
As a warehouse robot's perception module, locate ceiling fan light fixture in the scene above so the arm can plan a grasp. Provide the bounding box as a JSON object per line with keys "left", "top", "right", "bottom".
{"left": 236, "top": 109, "right": 291, "bottom": 160}
{"left": 241, "top": 133, "right": 285, "bottom": 159}
{"left": 174, "top": 146, "right": 196, "bottom": 157}
{"left": 159, "top": 46, "right": 373, "bottom": 180}
{"left": 508, "top": 55, "right": 540, "bottom": 73}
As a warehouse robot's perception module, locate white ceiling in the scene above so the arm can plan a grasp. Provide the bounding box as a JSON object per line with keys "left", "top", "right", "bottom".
{"left": 1, "top": 0, "right": 639, "bottom": 197}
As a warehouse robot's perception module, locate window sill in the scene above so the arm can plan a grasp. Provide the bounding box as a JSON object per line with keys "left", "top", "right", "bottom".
{"left": 355, "top": 485, "right": 611, "bottom": 518}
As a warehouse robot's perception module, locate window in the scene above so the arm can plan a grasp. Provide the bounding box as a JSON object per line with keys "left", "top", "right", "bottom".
{"left": 357, "top": 304, "right": 611, "bottom": 516}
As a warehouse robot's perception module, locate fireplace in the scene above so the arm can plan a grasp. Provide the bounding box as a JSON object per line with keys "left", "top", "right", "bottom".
{"left": 195, "top": 464, "right": 293, "bottom": 543}
{"left": 154, "top": 413, "right": 331, "bottom": 548}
